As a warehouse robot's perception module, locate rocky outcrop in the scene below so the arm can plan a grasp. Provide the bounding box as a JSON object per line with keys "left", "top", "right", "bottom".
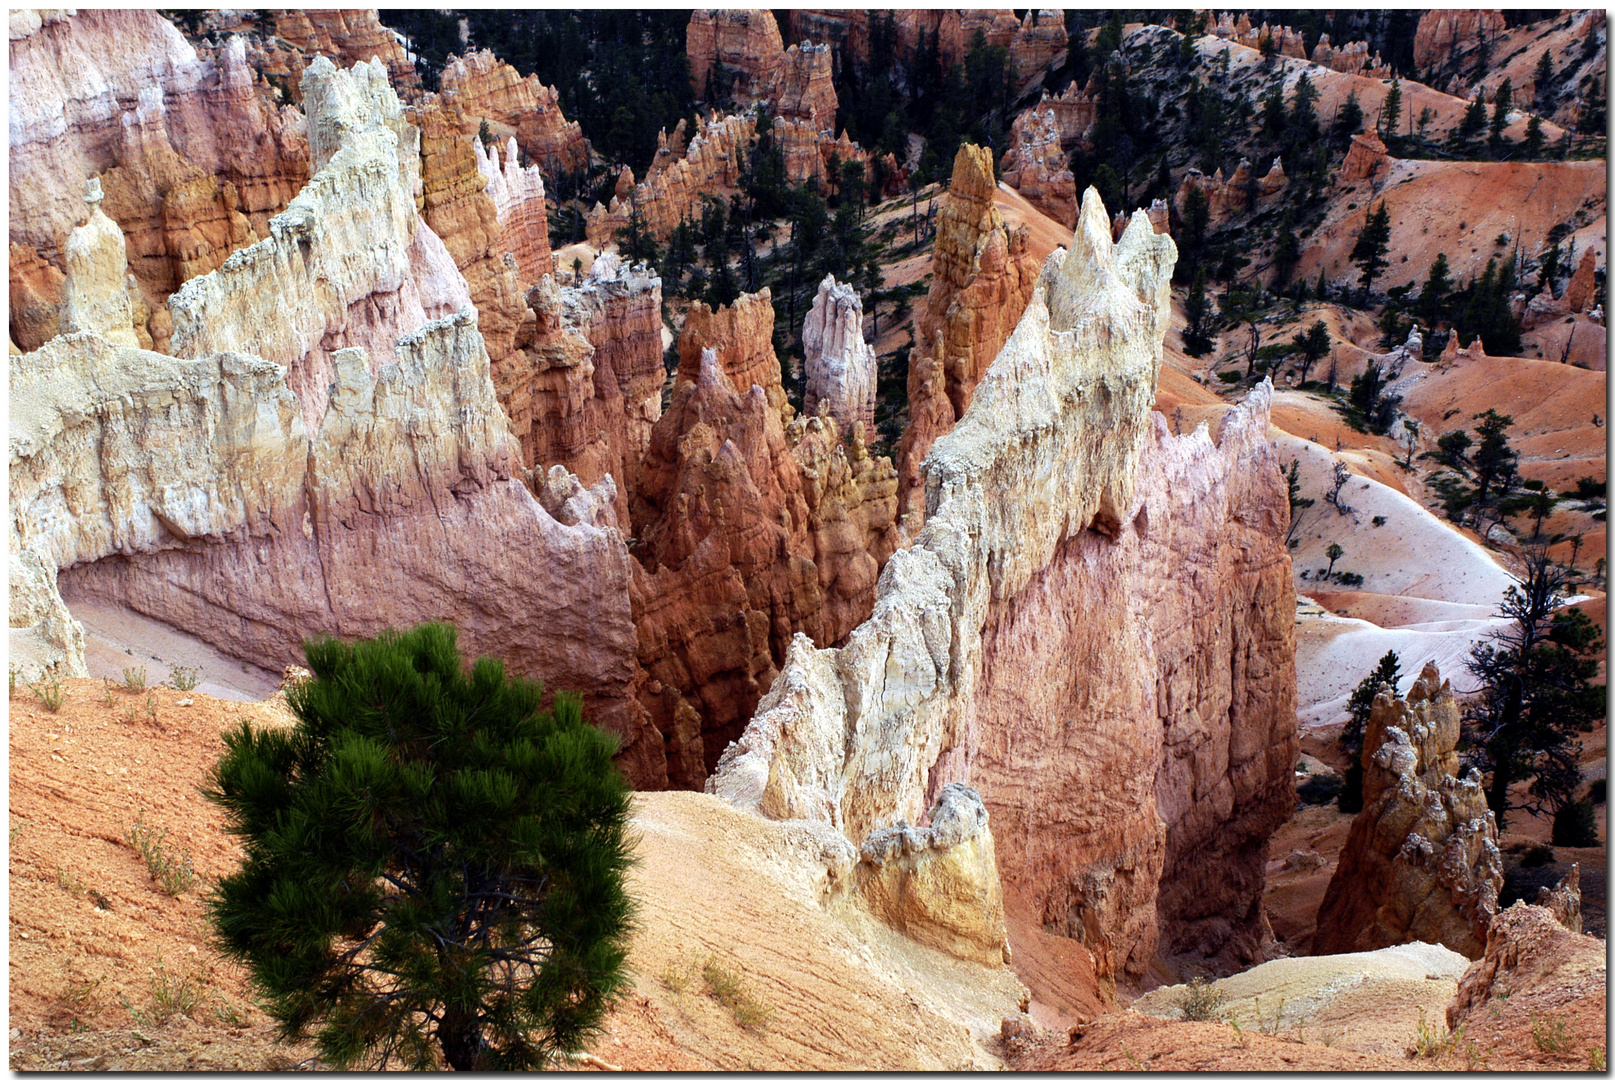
{"left": 474, "top": 135, "right": 554, "bottom": 285}
{"left": 1446, "top": 880, "right": 1605, "bottom": 1032}
{"left": 711, "top": 191, "right": 1298, "bottom": 980}
{"left": 1010, "top": 11, "right": 1068, "bottom": 86}
{"left": 1563, "top": 246, "right": 1600, "bottom": 314}
{"left": 687, "top": 9, "right": 786, "bottom": 105}
{"left": 439, "top": 50, "right": 590, "bottom": 176}
{"left": 1211, "top": 13, "right": 1307, "bottom": 58}
{"left": 856, "top": 784, "right": 1010, "bottom": 965}
{"left": 1001, "top": 106, "right": 1078, "bottom": 226}
{"left": 586, "top": 112, "right": 758, "bottom": 246}
{"left": 1340, "top": 130, "right": 1391, "bottom": 183}
{"left": 1315, "top": 664, "right": 1503, "bottom": 960}
{"left": 1040, "top": 81, "right": 1100, "bottom": 151}
{"left": 631, "top": 291, "right": 898, "bottom": 789}
{"left": 896, "top": 145, "right": 1041, "bottom": 530}
{"left": 9, "top": 11, "right": 310, "bottom": 333}
{"left": 803, "top": 275, "right": 877, "bottom": 438}
{"left": 1414, "top": 9, "right": 1508, "bottom": 74}
{"left": 59, "top": 179, "right": 142, "bottom": 348}
{"left": 786, "top": 10, "right": 869, "bottom": 62}
{"left": 778, "top": 41, "right": 837, "bottom": 124}
{"left": 8, "top": 242, "right": 65, "bottom": 353}
{"left": 167, "top": 56, "right": 469, "bottom": 432}
{"left": 267, "top": 9, "right": 418, "bottom": 96}
{"left": 1174, "top": 158, "right": 1288, "bottom": 230}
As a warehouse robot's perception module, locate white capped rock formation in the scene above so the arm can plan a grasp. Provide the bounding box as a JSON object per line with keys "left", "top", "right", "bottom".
{"left": 60, "top": 178, "right": 141, "bottom": 347}
{"left": 802, "top": 274, "right": 877, "bottom": 440}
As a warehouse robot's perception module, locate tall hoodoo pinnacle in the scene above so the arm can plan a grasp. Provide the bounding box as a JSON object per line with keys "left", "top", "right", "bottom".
{"left": 802, "top": 274, "right": 877, "bottom": 440}
{"left": 60, "top": 176, "right": 140, "bottom": 347}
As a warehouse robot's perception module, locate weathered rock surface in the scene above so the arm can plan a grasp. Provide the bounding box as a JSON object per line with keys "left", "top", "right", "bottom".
{"left": 1339, "top": 130, "right": 1390, "bottom": 184}
{"left": 631, "top": 286, "right": 899, "bottom": 790}
{"left": 777, "top": 41, "right": 837, "bottom": 124}
{"left": 803, "top": 275, "right": 877, "bottom": 439}
{"left": 896, "top": 145, "right": 1040, "bottom": 530}
{"left": 59, "top": 179, "right": 142, "bottom": 347}
{"left": 586, "top": 113, "right": 758, "bottom": 246}
{"left": 1315, "top": 663, "right": 1503, "bottom": 960}
{"left": 687, "top": 9, "right": 786, "bottom": 105}
{"left": 167, "top": 56, "right": 469, "bottom": 431}
{"left": 856, "top": 784, "right": 1010, "bottom": 966}
{"left": 1174, "top": 158, "right": 1288, "bottom": 230}
{"left": 711, "top": 191, "right": 1297, "bottom": 981}
{"left": 474, "top": 134, "right": 554, "bottom": 285}
{"left": 267, "top": 9, "right": 418, "bottom": 95}
{"left": 9, "top": 11, "right": 309, "bottom": 331}
{"left": 8, "top": 242, "right": 65, "bottom": 353}
{"left": 1010, "top": 10, "right": 1068, "bottom": 86}
{"left": 439, "top": 49, "right": 590, "bottom": 176}
{"left": 1001, "top": 106, "right": 1077, "bottom": 226}
{"left": 1414, "top": 9, "right": 1509, "bottom": 74}
{"left": 1446, "top": 882, "right": 1605, "bottom": 1032}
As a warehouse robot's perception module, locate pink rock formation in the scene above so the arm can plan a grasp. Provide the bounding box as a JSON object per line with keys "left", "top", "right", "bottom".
{"left": 1339, "top": 130, "right": 1391, "bottom": 183}
{"left": 1001, "top": 106, "right": 1078, "bottom": 227}
{"left": 1042, "top": 81, "right": 1101, "bottom": 151}
{"left": 803, "top": 275, "right": 878, "bottom": 438}
{"left": 439, "top": 50, "right": 590, "bottom": 177}
{"left": 1564, "top": 246, "right": 1599, "bottom": 313}
{"left": 1414, "top": 9, "right": 1509, "bottom": 73}
{"left": 474, "top": 135, "right": 554, "bottom": 285}
{"left": 1314, "top": 664, "right": 1503, "bottom": 960}
{"left": 787, "top": 10, "right": 870, "bottom": 62}
{"left": 631, "top": 302, "right": 898, "bottom": 788}
{"left": 773, "top": 117, "right": 875, "bottom": 190}
{"left": 586, "top": 112, "right": 758, "bottom": 246}
{"left": 9, "top": 12, "right": 310, "bottom": 334}
{"left": 686, "top": 9, "right": 786, "bottom": 104}
{"left": 778, "top": 41, "right": 838, "bottom": 124}
{"left": 711, "top": 193, "right": 1298, "bottom": 981}
{"left": 896, "top": 144, "right": 1041, "bottom": 530}
{"left": 1174, "top": 158, "right": 1288, "bottom": 230}
{"left": 1010, "top": 10, "right": 1068, "bottom": 86}
{"left": 9, "top": 242, "right": 65, "bottom": 353}
{"left": 268, "top": 9, "right": 418, "bottom": 95}
{"left": 1446, "top": 877, "right": 1604, "bottom": 1031}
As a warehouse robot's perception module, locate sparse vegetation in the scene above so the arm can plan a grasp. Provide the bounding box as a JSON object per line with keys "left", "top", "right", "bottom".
{"left": 166, "top": 665, "right": 201, "bottom": 692}
{"left": 55, "top": 973, "right": 106, "bottom": 1031}
{"left": 122, "top": 666, "right": 148, "bottom": 691}
{"left": 125, "top": 813, "right": 199, "bottom": 896}
{"left": 1551, "top": 797, "right": 1599, "bottom": 847}
{"left": 1176, "top": 976, "right": 1226, "bottom": 1022}
{"left": 30, "top": 673, "right": 65, "bottom": 712}
{"left": 119, "top": 956, "right": 209, "bottom": 1027}
{"left": 1531, "top": 1012, "right": 1573, "bottom": 1054}
{"left": 701, "top": 953, "right": 774, "bottom": 1031}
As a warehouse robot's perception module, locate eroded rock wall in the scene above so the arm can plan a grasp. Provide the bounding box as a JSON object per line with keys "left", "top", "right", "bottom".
{"left": 1314, "top": 664, "right": 1503, "bottom": 960}
{"left": 586, "top": 112, "right": 758, "bottom": 246}
{"left": 9, "top": 11, "right": 310, "bottom": 338}
{"left": 1001, "top": 106, "right": 1078, "bottom": 226}
{"left": 439, "top": 49, "right": 590, "bottom": 176}
{"left": 896, "top": 145, "right": 1041, "bottom": 530}
{"left": 710, "top": 188, "right": 1297, "bottom": 980}
{"left": 803, "top": 275, "right": 877, "bottom": 438}
{"left": 687, "top": 9, "right": 786, "bottom": 105}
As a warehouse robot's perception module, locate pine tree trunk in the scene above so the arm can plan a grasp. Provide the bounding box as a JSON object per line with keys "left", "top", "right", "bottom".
{"left": 438, "top": 1009, "right": 486, "bottom": 1071}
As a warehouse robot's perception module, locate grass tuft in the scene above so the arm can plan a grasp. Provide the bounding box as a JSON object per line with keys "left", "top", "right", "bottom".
{"left": 1177, "top": 976, "right": 1225, "bottom": 1022}
{"left": 125, "top": 813, "right": 198, "bottom": 896}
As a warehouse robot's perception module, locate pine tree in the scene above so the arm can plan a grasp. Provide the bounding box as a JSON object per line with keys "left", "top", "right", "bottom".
{"left": 1465, "top": 552, "right": 1605, "bottom": 826}
{"left": 205, "top": 623, "right": 636, "bottom": 1071}
{"left": 1292, "top": 319, "right": 1330, "bottom": 385}
{"left": 1334, "top": 90, "right": 1364, "bottom": 140}
{"left": 1343, "top": 650, "right": 1402, "bottom": 756}
{"left": 1533, "top": 49, "right": 1555, "bottom": 108}
{"left": 1525, "top": 114, "right": 1546, "bottom": 157}
{"left": 1182, "top": 265, "right": 1215, "bottom": 357}
{"left": 1273, "top": 218, "right": 1301, "bottom": 288}
{"left": 1457, "top": 89, "right": 1488, "bottom": 146}
{"left": 1380, "top": 78, "right": 1402, "bottom": 138}
{"left": 1488, "top": 78, "right": 1513, "bottom": 150}
{"left": 1350, "top": 201, "right": 1392, "bottom": 301}
{"left": 1470, "top": 408, "right": 1518, "bottom": 521}
{"left": 1538, "top": 241, "right": 1562, "bottom": 294}
{"left": 1289, "top": 73, "right": 1320, "bottom": 143}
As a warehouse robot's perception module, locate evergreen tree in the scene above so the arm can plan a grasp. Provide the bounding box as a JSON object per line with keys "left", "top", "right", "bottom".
{"left": 1524, "top": 114, "right": 1546, "bottom": 157}
{"left": 1182, "top": 266, "right": 1215, "bottom": 357}
{"left": 1470, "top": 408, "right": 1518, "bottom": 521}
{"left": 1293, "top": 319, "right": 1330, "bottom": 385}
{"left": 1289, "top": 73, "right": 1320, "bottom": 143}
{"left": 1334, "top": 90, "right": 1364, "bottom": 141}
{"left": 1465, "top": 552, "right": 1605, "bottom": 826}
{"left": 1347, "top": 358, "right": 1401, "bottom": 434}
{"left": 1284, "top": 459, "right": 1315, "bottom": 546}
{"left": 1533, "top": 49, "right": 1555, "bottom": 108}
{"left": 1343, "top": 650, "right": 1403, "bottom": 756}
{"left": 1350, "top": 201, "right": 1392, "bottom": 301}
{"left": 205, "top": 623, "right": 635, "bottom": 1071}
{"left": 1380, "top": 78, "right": 1402, "bottom": 138}
{"left": 1538, "top": 241, "right": 1562, "bottom": 293}
{"left": 1488, "top": 78, "right": 1514, "bottom": 150}
{"left": 1456, "top": 89, "right": 1488, "bottom": 147}
{"left": 1273, "top": 217, "right": 1301, "bottom": 288}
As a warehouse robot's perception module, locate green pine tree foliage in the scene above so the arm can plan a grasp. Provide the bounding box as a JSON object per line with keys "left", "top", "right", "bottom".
{"left": 205, "top": 623, "right": 636, "bottom": 1071}
{"left": 1343, "top": 650, "right": 1402, "bottom": 756}
{"left": 1350, "top": 201, "right": 1392, "bottom": 299}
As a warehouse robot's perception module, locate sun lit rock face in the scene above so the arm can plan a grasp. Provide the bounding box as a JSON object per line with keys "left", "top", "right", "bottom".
{"left": 803, "top": 275, "right": 877, "bottom": 440}
{"left": 439, "top": 49, "right": 590, "bottom": 176}
{"left": 712, "top": 186, "right": 1296, "bottom": 976}
{"left": 1316, "top": 664, "right": 1503, "bottom": 960}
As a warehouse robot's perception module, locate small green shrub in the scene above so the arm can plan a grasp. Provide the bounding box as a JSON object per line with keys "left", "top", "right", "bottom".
{"left": 1531, "top": 1012, "right": 1573, "bottom": 1054}
{"left": 1520, "top": 842, "right": 1553, "bottom": 868}
{"left": 1591, "top": 778, "right": 1606, "bottom": 803}
{"left": 122, "top": 666, "right": 148, "bottom": 691}
{"left": 1177, "top": 976, "right": 1226, "bottom": 1021}
{"left": 1297, "top": 774, "right": 1343, "bottom": 805}
{"left": 700, "top": 954, "right": 774, "bottom": 1030}
{"left": 30, "top": 674, "right": 65, "bottom": 712}
{"left": 125, "top": 814, "right": 198, "bottom": 896}
{"left": 1552, "top": 798, "right": 1599, "bottom": 847}
{"left": 120, "top": 957, "right": 208, "bottom": 1027}
{"left": 166, "top": 666, "right": 201, "bottom": 692}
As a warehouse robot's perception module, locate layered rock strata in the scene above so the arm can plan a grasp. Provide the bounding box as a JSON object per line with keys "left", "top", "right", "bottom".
{"left": 686, "top": 9, "right": 786, "bottom": 105}
{"left": 631, "top": 293, "right": 898, "bottom": 789}
{"left": 439, "top": 50, "right": 590, "bottom": 176}
{"left": 1010, "top": 10, "right": 1068, "bottom": 86}
{"left": 268, "top": 9, "right": 418, "bottom": 95}
{"left": 896, "top": 145, "right": 1040, "bottom": 530}
{"left": 803, "top": 275, "right": 877, "bottom": 438}
{"left": 474, "top": 134, "right": 554, "bottom": 285}
{"left": 167, "top": 56, "right": 469, "bottom": 431}
{"left": 59, "top": 180, "right": 142, "bottom": 348}
{"left": 777, "top": 41, "right": 837, "bottom": 124}
{"left": 9, "top": 11, "right": 310, "bottom": 336}
{"left": 711, "top": 190, "right": 1298, "bottom": 981}
{"left": 1413, "top": 9, "right": 1509, "bottom": 74}
{"left": 1174, "top": 158, "right": 1288, "bottom": 230}
{"left": 1314, "top": 664, "right": 1503, "bottom": 960}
